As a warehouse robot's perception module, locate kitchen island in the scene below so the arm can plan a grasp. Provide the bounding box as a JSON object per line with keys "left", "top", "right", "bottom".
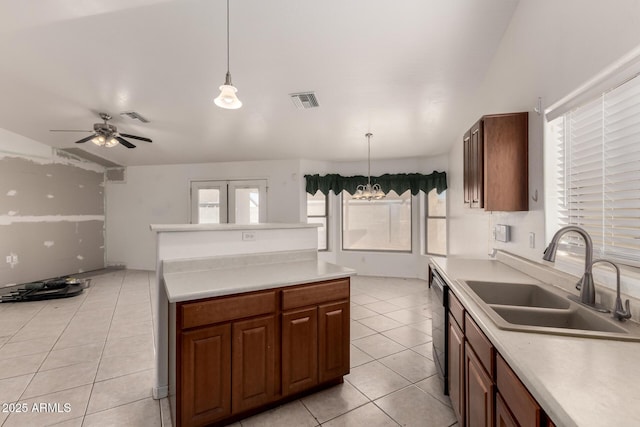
{"left": 431, "top": 251, "right": 640, "bottom": 426}
{"left": 150, "top": 223, "right": 354, "bottom": 427}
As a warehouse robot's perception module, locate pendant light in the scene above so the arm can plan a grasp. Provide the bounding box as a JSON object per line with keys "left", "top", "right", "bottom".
{"left": 353, "top": 133, "right": 385, "bottom": 200}
{"left": 214, "top": 0, "right": 242, "bottom": 109}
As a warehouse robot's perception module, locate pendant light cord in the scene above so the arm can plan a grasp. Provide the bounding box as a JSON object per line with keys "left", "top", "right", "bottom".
{"left": 226, "top": 0, "right": 230, "bottom": 74}
{"left": 366, "top": 133, "right": 372, "bottom": 186}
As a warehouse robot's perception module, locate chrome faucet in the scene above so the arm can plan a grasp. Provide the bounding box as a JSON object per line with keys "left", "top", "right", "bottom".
{"left": 589, "top": 259, "right": 632, "bottom": 321}
{"left": 542, "top": 225, "right": 596, "bottom": 307}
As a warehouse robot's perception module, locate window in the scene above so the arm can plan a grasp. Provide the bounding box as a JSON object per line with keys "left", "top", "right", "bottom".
{"left": 190, "top": 180, "right": 267, "bottom": 224}
{"left": 426, "top": 189, "right": 447, "bottom": 256}
{"left": 307, "top": 191, "right": 328, "bottom": 251}
{"left": 342, "top": 190, "right": 411, "bottom": 252}
{"left": 547, "top": 73, "right": 640, "bottom": 265}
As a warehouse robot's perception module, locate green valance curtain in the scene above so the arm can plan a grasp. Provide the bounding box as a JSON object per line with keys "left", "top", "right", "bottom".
{"left": 304, "top": 171, "right": 447, "bottom": 196}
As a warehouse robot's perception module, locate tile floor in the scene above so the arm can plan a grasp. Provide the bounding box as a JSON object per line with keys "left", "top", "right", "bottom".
{"left": 0, "top": 271, "right": 457, "bottom": 426}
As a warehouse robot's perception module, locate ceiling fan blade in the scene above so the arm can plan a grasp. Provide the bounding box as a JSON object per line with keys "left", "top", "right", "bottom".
{"left": 74, "top": 134, "right": 98, "bottom": 144}
{"left": 119, "top": 133, "right": 152, "bottom": 142}
{"left": 116, "top": 136, "right": 136, "bottom": 149}
{"left": 50, "top": 130, "right": 93, "bottom": 132}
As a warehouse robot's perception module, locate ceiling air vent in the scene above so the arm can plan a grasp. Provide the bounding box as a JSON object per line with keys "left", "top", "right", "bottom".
{"left": 119, "top": 111, "right": 150, "bottom": 123}
{"left": 290, "top": 92, "right": 319, "bottom": 109}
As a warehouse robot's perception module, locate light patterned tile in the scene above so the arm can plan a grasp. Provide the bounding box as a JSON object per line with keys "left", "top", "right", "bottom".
{"left": 350, "top": 320, "right": 376, "bottom": 340}
{"left": 301, "top": 381, "right": 368, "bottom": 423}
{"left": 322, "top": 402, "right": 397, "bottom": 427}
{"left": 350, "top": 345, "right": 374, "bottom": 368}
{"left": 378, "top": 350, "right": 438, "bottom": 383}
{"left": 374, "top": 385, "right": 456, "bottom": 427}
{"left": 22, "top": 361, "right": 99, "bottom": 399}
{"left": 82, "top": 397, "right": 160, "bottom": 426}
{"left": 352, "top": 334, "right": 406, "bottom": 360}
{"left": 40, "top": 342, "right": 104, "bottom": 372}
{"left": 382, "top": 325, "right": 431, "bottom": 347}
{"left": 415, "top": 375, "right": 452, "bottom": 407}
{"left": 363, "top": 301, "right": 402, "bottom": 314}
{"left": 87, "top": 369, "right": 154, "bottom": 414}
{"left": 345, "top": 361, "right": 410, "bottom": 400}
{"left": 3, "top": 384, "right": 91, "bottom": 427}
{"left": 241, "top": 399, "right": 318, "bottom": 427}
{"left": 358, "top": 315, "right": 403, "bottom": 333}
{"left": 96, "top": 349, "right": 154, "bottom": 381}
{"left": 0, "top": 337, "right": 57, "bottom": 360}
{"left": 0, "top": 352, "right": 48, "bottom": 380}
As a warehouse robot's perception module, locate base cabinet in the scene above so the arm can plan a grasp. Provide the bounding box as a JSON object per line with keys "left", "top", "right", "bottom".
{"left": 282, "top": 307, "right": 318, "bottom": 395}
{"left": 231, "top": 315, "right": 275, "bottom": 413}
{"left": 180, "top": 324, "right": 232, "bottom": 426}
{"left": 172, "top": 278, "right": 350, "bottom": 427}
{"left": 448, "top": 314, "right": 465, "bottom": 423}
{"left": 446, "top": 289, "right": 555, "bottom": 427}
{"left": 465, "top": 343, "right": 494, "bottom": 427}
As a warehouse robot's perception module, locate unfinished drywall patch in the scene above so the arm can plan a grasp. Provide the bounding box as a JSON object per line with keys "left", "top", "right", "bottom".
{"left": 0, "top": 157, "right": 103, "bottom": 216}
{"left": 0, "top": 220, "right": 104, "bottom": 284}
{"left": 0, "top": 150, "right": 105, "bottom": 286}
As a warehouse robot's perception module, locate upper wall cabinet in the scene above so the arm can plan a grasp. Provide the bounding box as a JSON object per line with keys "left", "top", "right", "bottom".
{"left": 463, "top": 112, "right": 528, "bottom": 211}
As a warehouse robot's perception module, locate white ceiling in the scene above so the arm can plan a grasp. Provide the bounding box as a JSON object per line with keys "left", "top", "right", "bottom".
{"left": 0, "top": 0, "right": 518, "bottom": 166}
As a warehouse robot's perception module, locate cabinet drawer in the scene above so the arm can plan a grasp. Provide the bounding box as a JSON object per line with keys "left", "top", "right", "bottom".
{"left": 282, "top": 278, "right": 349, "bottom": 310}
{"left": 180, "top": 290, "right": 276, "bottom": 329}
{"left": 496, "top": 354, "right": 542, "bottom": 427}
{"left": 449, "top": 291, "right": 465, "bottom": 330}
{"left": 465, "top": 313, "right": 494, "bottom": 379}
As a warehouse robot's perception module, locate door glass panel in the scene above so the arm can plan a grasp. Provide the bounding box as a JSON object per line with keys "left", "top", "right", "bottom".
{"left": 198, "top": 188, "right": 221, "bottom": 224}
{"left": 234, "top": 187, "right": 260, "bottom": 224}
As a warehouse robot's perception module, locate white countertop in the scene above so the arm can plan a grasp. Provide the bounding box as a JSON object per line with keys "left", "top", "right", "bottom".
{"left": 163, "top": 258, "right": 355, "bottom": 303}
{"left": 150, "top": 222, "right": 320, "bottom": 233}
{"left": 431, "top": 256, "right": 640, "bottom": 427}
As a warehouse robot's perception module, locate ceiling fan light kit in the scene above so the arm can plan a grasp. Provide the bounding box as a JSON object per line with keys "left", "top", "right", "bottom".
{"left": 214, "top": 0, "right": 242, "bottom": 109}
{"left": 50, "top": 112, "right": 152, "bottom": 149}
{"left": 353, "top": 133, "right": 386, "bottom": 201}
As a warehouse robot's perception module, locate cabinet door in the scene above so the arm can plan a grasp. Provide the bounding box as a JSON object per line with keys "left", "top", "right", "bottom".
{"left": 470, "top": 120, "right": 484, "bottom": 208}
{"left": 282, "top": 307, "right": 318, "bottom": 395}
{"left": 448, "top": 314, "right": 465, "bottom": 424}
{"left": 465, "top": 343, "right": 494, "bottom": 427}
{"left": 318, "top": 301, "right": 350, "bottom": 382}
{"left": 232, "top": 315, "right": 275, "bottom": 413}
{"left": 496, "top": 392, "right": 518, "bottom": 427}
{"left": 180, "top": 324, "right": 231, "bottom": 426}
{"left": 463, "top": 130, "right": 471, "bottom": 205}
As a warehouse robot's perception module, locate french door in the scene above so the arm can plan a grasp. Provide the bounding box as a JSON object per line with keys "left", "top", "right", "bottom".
{"left": 190, "top": 180, "right": 267, "bottom": 224}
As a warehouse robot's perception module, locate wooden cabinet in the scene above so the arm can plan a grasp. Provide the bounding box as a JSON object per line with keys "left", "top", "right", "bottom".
{"left": 318, "top": 301, "right": 350, "bottom": 382}
{"left": 282, "top": 307, "right": 318, "bottom": 395}
{"left": 282, "top": 279, "right": 350, "bottom": 396}
{"left": 463, "top": 112, "right": 528, "bottom": 211}
{"left": 465, "top": 343, "right": 493, "bottom": 427}
{"left": 496, "top": 354, "right": 543, "bottom": 427}
{"left": 448, "top": 314, "right": 465, "bottom": 424}
{"left": 232, "top": 315, "right": 275, "bottom": 413}
{"left": 445, "top": 288, "right": 555, "bottom": 427}
{"left": 172, "top": 278, "right": 350, "bottom": 427}
{"left": 180, "top": 324, "right": 232, "bottom": 426}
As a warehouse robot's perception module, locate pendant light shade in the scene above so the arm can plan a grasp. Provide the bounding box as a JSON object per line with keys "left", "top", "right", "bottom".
{"left": 214, "top": 72, "right": 242, "bottom": 109}
{"left": 215, "top": 0, "right": 242, "bottom": 109}
{"left": 352, "top": 133, "right": 386, "bottom": 201}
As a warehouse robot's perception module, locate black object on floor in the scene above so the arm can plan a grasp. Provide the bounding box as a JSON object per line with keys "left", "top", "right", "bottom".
{"left": 0, "top": 277, "right": 90, "bottom": 303}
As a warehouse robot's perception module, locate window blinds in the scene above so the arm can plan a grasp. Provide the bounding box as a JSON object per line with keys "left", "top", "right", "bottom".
{"left": 553, "top": 74, "right": 640, "bottom": 264}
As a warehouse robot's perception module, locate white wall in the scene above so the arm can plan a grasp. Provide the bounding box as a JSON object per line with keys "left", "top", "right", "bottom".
{"left": 448, "top": 0, "right": 640, "bottom": 261}
{"left": 302, "top": 155, "right": 449, "bottom": 279}
{"left": 106, "top": 159, "right": 303, "bottom": 270}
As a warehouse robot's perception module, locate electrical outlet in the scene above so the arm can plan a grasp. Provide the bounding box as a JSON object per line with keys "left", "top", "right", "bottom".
{"left": 5, "top": 255, "right": 11, "bottom": 264}
{"left": 242, "top": 231, "right": 256, "bottom": 241}
{"left": 529, "top": 232, "right": 535, "bottom": 248}
{"left": 12, "top": 255, "right": 18, "bottom": 263}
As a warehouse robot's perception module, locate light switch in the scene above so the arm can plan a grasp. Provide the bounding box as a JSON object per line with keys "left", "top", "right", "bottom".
{"left": 494, "top": 224, "right": 511, "bottom": 242}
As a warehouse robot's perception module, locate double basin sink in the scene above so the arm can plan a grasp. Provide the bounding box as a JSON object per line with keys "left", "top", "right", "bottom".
{"left": 457, "top": 280, "right": 640, "bottom": 341}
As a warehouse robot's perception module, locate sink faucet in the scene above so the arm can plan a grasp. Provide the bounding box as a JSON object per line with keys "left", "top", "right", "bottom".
{"left": 589, "top": 259, "right": 632, "bottom": 321}
{"left": 542, "top": 225, "right": 596, "bottom": 306}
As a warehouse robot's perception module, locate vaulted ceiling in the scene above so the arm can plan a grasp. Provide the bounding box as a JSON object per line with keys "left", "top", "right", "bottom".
{"left": 0, "top": 0, "right": 518, "bottom": 166}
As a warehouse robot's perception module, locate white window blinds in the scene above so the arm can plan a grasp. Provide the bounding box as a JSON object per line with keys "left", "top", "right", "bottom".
{"left": 551, "top": 73, "right": 640, "bottom": 264}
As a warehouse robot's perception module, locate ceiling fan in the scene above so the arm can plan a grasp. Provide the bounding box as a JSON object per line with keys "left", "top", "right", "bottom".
{"left": 50, "top": 113, "right": 152, "bottom": 148}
